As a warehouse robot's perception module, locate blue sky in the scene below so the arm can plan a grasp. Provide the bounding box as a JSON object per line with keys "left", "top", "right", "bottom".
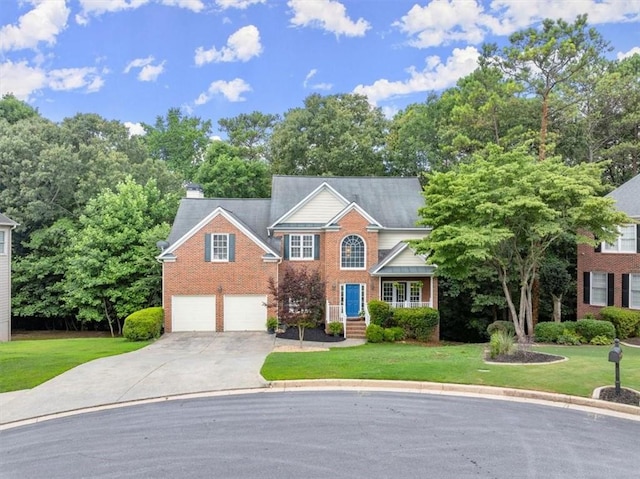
{"left": 1, "top": 0, "right": 639, "bottom": 137}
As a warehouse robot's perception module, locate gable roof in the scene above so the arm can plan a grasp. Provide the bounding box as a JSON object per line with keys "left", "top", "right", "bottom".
{"left": 270, "top": 176, "right": 425, "bottom": 229}
{"left": 0, "top": 212, "right": 18, "bottom": 227}
{"left": 163, "top": 198, "right": 277, "bottom": 252}
{"left": 607, "top": 174, "right": 640, "bottom": 218}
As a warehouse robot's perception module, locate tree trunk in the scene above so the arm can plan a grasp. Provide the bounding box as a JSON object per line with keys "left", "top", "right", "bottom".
{"left": 539, "top": 91, "right": 549, "bottom": 161}
{"left": 552, "top": 294, "right": 562, "bottom": 323}
{"left": 103, "top": 298, "right": 115, "bottom": 338}
{"left": 501, "top": 272, "right": 525, "bottom": 340}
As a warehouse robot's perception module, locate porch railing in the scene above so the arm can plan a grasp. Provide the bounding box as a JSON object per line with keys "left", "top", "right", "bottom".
{"left": 388, "top": 301, "right": 432, "bottom": 309}
{"left": 325, "top": 301, "right": 347, "bottom": 337}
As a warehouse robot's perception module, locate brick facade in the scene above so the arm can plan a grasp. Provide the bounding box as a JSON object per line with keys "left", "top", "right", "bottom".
{"left": 163, "top": 215, "right": 278, "bottom": 332}
{"left": 576, "top": 240, "right": 640, "bottom": 318}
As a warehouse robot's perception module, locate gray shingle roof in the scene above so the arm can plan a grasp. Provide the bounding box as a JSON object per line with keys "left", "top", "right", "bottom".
{"left": 165, "top": 176, "right": 427, "bottom": 250}
{"left": 607, "top": 174, "right": 640, "bottom": 218}
{"left": 270, "top": 175, "right": 424, "bottom": 228}
{"left": 166, "top": 198, "right": 273, "bottom": 247}
{"left": 0, "top": 212, "right": 17, "bottom": 226}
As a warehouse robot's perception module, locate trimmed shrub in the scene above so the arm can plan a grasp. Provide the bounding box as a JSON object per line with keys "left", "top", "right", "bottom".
{"left": 589, "top": 335, "right": 613, "bottom": 346}
{"left": 123, "top": 307, "right": 164, "bottom": 341}
{"left": 487, "top": 321, "right": 515, "bottom": 336}
{"left": 600, "top": 307, "right": 640, "bottom": 339}
{"left": 368, "top": 300, "right": 394, "bottom": 327}
{"left": 534, "top": 322, "right": 566, "bottom": 343}
{"left": 394, "top": 307, "right": 439, "bottom": 341}
{"left": 489, "top": 330, "right": 515, "bottom": 359}
{"left": 635, "top": 321, "right": 640, "bottom": 338}
{"left": 382, "top": 327, "right": 406, "bottom": 342}
{"left": 328, "top": 321, "right": 343, "bottom": 337}
{"left": 366, "top": 324, "right": 385, "bottom": 343}
{"left": 574, "top": 319, "right": 615, "bottom": 342}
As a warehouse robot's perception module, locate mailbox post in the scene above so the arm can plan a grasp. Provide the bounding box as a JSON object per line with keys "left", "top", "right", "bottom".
{"left": 608, "top": 338, "right": 623, "bottom": 395}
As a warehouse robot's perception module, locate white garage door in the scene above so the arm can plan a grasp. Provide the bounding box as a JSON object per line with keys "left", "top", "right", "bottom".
{"left": 223, "top": 295, "right": 267, "bottom": 331}
{"left": 172, "top": 295, "right": 216, "bottom": 331}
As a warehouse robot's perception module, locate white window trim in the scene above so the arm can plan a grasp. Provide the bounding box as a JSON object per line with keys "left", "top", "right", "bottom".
{"left": 210, "top": 233, "right": 229, "bottom": 262}
{"left": 0, "top": 230, "right": 5, "bottom": 255}
{"left": 289, "top": 234, "right": 315, "bottom": 261}
{"left": 340, "top": 234, "right": 366, "bottom": 270}
{"left": 630, "top": 273, "right": 640, "bottom": 310}
{"left": 590, "top": 272, "right": 607, "bottom": 307}
{"left": 602, "top": 224, "right": 636, "bottom": 253}
{"left": 382, "top": 281, "right": 423, "bottom": 305}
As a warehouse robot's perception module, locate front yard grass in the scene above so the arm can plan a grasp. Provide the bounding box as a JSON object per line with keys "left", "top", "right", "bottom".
{"left": 0, "top": 338, "right": 151, "bottom": 393}
{"left": 261, "top": 343, "right": 640, "bottom": 398}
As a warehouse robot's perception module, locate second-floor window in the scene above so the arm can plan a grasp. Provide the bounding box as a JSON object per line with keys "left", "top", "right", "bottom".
{"left": 603, "top": 224, "right": 637, "bottom": 253}
{"left": 290, "top": 234, "right": 314, "bottom": 260}
{"left": 341, "top": 235, "right": 365, "bottom": 269}
{"left": 211, "top": 234, "right": 229, "bottom": 261}
{"left": 0, "top": 230, "right": 5, "bottom": 254}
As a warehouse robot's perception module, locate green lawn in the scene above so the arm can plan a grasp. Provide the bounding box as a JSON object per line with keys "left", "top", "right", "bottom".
{"left": 261, "top": 343, "right": 640, "bottom": 398}
{"left": 0, "top": 338, "right": 151, "bottom": 393}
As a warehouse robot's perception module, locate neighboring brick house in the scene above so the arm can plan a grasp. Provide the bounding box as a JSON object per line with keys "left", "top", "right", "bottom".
{"left": 577, "top": 174, "right": 640, "bottom": 318}
{"left": 157, "top": 176, "right": 437, "bottom": 338}
{"left": 0, "top": 212, "right": 18, "bottom": 342}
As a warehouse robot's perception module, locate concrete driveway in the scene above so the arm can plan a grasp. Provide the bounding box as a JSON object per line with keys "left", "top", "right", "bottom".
{"left": 0, "top": 332, "right": 275, "bottom": 425}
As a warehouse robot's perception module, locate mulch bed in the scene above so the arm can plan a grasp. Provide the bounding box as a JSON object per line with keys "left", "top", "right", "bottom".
{"left": 276, "top": 326, "right": 345, "bottom": 342}
{"left": 622, "top": 337, "right": 640, "bottom": 346}
{"left": 487, "top": 350, "right": 564, "bottom": 363}
{"left": 598, "top": 387, "right": 640, "bottom": 407}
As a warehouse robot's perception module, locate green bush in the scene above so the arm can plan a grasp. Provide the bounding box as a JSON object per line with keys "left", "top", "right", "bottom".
{"left": 534, "top": 322, "right": 566, "bottom": 343}
{"left": 367, "top": 300, "right": 394, "bottom": 327}
{"left": 387, "top": 326, "right": 406, "bottom": 341}
{"left": 366, "top": 324, "right": 385, "bottom": 343}
{"left": 328, "top": 321, "right": 343, "bottom": 336}
{"left": 634, "top": 321, "right": 640, "bottom": 338}
{"left": 487, "top": 321, "right": 515, "bottom": 336}
{"left": 600, "top": 307, "right": 640, "bottom": 339}
{"left": 489, "top": 330, "right": 515, "bottom": 359}
{"left": 394, "top": 307, "right": 439, "bottom": 341}
{"left": 557, "top": 328, "right": 582, "bottom": 345}
{"left": 589, "top": 335, "right": 613, "bottom": 345}
{"left": 383, "top": 328, "right": 396, "bottom": 342}
{"left": 574, "top": 319, "right": 615, "bottom": 342}
{"left": 123, "top": 307, "right": 164, "bottom": 341}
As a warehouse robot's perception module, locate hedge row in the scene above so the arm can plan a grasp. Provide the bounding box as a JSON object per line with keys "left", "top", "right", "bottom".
{"left": 600, "top": 307, "right": 640, "bottom": 340}
{"left": 534, "top": 319, "right": 616, "bottom": 345}
{"left": 366, "top": 301, "right": 439, "bottom": 342}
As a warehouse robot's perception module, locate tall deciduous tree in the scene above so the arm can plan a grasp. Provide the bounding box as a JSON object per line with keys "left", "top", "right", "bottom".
{"left": 194, "top": 142, "right": 271, "bottom": 198}
{"left": 218, "top": 111, "right": 279, "bottom": 161}
{"left": 64, "top": 178, "right": 174, "bottom": 335}
{"left": 143, "top": 107, "right": 212, "bottom": 180}
{"left": 269, "top": 93, "right": 388, "bottom": 176}
{"left": 482, "top": 14, "right": 610, "bottom": 161}
{"left": 413, "top": 146, "right": 629, "bottom": 340}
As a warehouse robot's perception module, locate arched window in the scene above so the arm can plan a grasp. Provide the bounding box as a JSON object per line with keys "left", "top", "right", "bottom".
{"left": 341, "top": 235, "right": 365, "bottom": 269}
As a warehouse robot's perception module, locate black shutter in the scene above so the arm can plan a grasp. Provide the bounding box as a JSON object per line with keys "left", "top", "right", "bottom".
{"left": 205, "top": 234, "right": 211, "bottom": 262}
{"left": 583, "top": 272, "right": 590, "bottom": 304}
{"left": 229, "top": 234, "right": 235, "bottom": 262}
{"left": 594, "top": 242, "right": 601, "bottom": 253}
{"left": 636, "top": 224, "right": 640, "bottom": 253}
{"left": 283, "top": 234, "right": 289, "bottom": 260}
{"left": 314, "top": 234, "right": 320, "bottom": 260}
{"left": 607, "top": 273, "right": 615, "bottom": 306}
{"left": 622, "top": 274, "right": 630, "bottom": 308}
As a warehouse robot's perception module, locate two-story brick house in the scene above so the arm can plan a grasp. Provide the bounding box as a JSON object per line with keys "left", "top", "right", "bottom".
{"left": 577, "top": 174, "right": 640, "bottom": 318}
{"left": 0, "top": 212, "right": 18, "bottom": 342}
{"left": 158, "top": 176, "right": 437, "bottom": 338}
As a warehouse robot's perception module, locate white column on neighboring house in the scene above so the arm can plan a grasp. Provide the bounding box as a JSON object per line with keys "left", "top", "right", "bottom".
{"left": 430, "top": 276, "right": 434, "bottom": 308}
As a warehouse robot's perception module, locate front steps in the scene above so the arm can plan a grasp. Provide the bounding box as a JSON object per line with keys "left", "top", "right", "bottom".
{"left": 345, "top": 319, "right": 366, "bottom": 339}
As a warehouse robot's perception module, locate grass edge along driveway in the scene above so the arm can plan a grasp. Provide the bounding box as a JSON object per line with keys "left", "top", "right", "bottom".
{"left": 0, "top": 338, "right": 151, "bottom": 393}
{"left": 261, "top": 343, "right": 640, "bottom": 398}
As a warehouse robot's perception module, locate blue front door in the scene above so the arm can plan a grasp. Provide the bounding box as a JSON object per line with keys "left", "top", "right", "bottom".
{"left": 345, "top": 284, "right": 360, "bottom": 317}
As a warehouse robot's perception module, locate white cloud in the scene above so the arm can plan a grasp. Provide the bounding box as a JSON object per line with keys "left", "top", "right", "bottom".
{"left": 394, "top": 0, "right": 640, "bottom": 49}
{"left": 303, "top": 69, "right": 317, "bottom": 87}
{"left": 76, "top": 0, "right": 203, "bottom": 24}
{"left": 0, "top": 60, "right": 47, "bottom": 99}
{"left": 195, "top": 25, "right": 262, "bottom": 65}
{"left": 124, "top": 56, "right": 166, "bottom": 81}
{"left": 48, "top": 67, "right": 105, "bottom": 93}
{"left": 288, "top": 0, "right": 370, "bottom": 37}
{"left": 0, "top": 0, "right": 70, "bottom": 52}
{"left": 124, "top": 122, "right": 146, "bottom": 136}
{"left": 618, "top": 46, "right": 640, "bottom": 60}
{"left": 302, "top": 69, "right": 333, "bottom": 91}
{"left": 195, "top": 78, "right": 251, "bottom": 104}
{"left": 216, "top": 0, "right": 265, "bottom": 9}
{"left": 353, "top": 46, "right": 480, "bottom": 104}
